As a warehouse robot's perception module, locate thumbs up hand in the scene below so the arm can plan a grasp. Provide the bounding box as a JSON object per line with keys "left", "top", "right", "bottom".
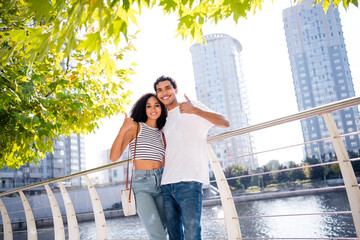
{"left": 179, "top": 94, "right": 196, "bottom": 114}
{"left": 121, "top": 113, "right": 135, "bottom": 131}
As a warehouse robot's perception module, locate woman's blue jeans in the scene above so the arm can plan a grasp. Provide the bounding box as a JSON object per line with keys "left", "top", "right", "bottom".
{"left": 132, "top": 168, "right": 167, "bottom": 240}
{"left": 162, "top": 181, "right": 203, "bottom": 240}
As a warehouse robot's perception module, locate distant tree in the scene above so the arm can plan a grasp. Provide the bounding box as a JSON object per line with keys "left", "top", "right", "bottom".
{"left": 241, "top": 169, "right": 252, "bottom": 189}
{"left": 250, "top": 174, "right": 260, "bottom": 188}
{"left": 275, "top": 164, "right": 290, "bottom": 183}
{"left": 224, "top": 164, "right": 245, "bottom": 189}
{"left": 303, "top": 163, "right": 311, "bottom": 179}
{"left": 266, "top": 160, "right": 280, "bottom": 171}
{"left": 323, "top": 159, "right": 342, "bottom": 179}
{"left": 349, "top": 150, "right": 360, "bottom": 175}
{"left": 330, "top": 163, "right": 341, "bottom": 176}
{"left": 250, "top": 167, "right": 263, "bottom": 188}
{"left": 304, "top": 156, "right": 325, "bottom": 180}
{"left": 261, "top": 165, "right": 273, "bottom": 187}
{"left": 288, "top": 161, "right": 306, "bottom": 181}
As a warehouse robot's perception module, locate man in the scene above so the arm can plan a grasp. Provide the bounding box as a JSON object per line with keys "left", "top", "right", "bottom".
{"left": 154, "top": 75, "right": 229, "bottom": 240}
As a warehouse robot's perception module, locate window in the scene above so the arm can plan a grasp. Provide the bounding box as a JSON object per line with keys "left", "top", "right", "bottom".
{"left": 346, "top": 120, "right": 353, "bottom": 125}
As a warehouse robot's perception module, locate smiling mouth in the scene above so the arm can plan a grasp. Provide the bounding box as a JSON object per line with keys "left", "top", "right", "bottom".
{"left": 150, "top": 112, "right": 158, "bottom": 116}
{"left": 162, "top": 95, "right": 170, "bottom": 100}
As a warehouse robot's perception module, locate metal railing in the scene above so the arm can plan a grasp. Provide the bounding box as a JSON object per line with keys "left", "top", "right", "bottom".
{"left": 0, "top": 96, "right": 359, "bottom": 240}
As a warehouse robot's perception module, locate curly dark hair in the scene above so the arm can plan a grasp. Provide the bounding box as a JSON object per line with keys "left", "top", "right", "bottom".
{"left": 153, "top": 75, "right": 177, "bottom": 92}
{"left": 130, "top": 93, "right": 167, "bottom": 130}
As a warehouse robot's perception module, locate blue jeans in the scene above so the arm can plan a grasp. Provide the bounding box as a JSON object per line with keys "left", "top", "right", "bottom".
{"left": 162, "top": 181, "right": 203, "bottom": 240}
{"left": 132, "top": 168, "right": 166, "bottom": 240}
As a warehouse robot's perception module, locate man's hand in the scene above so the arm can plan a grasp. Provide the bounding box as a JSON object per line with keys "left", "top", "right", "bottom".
{"left": 180, "top": 94, "right": 230, "bottom": 128}
{"left": 179, "top": 94, "right": 198, "bottom": 114}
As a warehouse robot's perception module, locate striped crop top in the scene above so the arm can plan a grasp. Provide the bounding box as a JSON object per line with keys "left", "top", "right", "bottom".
{"left": 128, "top": 122, "right": 165, "bottom": 162}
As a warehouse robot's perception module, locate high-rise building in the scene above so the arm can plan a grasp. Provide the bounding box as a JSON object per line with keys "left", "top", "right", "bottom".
{"left": 283, "top": 0, "right": 360, "bottom": 160}
{"left": 92, "top": 148, "right": 129, "bottom": 185}
{"left": 190, "top": 33, "right": 258, "bottom": 170}
{"left": 0, "top": 133, "right": 86, "bottom": 192}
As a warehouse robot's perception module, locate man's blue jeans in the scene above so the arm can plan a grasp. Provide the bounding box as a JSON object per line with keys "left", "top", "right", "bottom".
{"left": 162, "top": 181, "right": 203, "bottom": 240}
{"left": 132, "top": 168, "right": 167, "bottom": 240}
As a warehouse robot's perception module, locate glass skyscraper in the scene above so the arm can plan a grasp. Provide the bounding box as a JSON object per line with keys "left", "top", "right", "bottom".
{"left": 283, "top": 0, "right": 360, "bottom": 160}
{"left": 190, "top": 33, "right": 258, "bottom": 170}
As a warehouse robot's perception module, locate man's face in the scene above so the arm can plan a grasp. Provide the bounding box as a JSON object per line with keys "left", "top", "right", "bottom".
{"left": 155, "top": 80, "right": 178, "bottom": 107}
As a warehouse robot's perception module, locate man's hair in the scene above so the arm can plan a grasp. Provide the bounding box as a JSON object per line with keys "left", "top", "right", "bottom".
{"left": 153, "top": 75, "right": 177, "bottom": 92}
{"left": 130, "top": 93, "right": 167, "bottom": 130}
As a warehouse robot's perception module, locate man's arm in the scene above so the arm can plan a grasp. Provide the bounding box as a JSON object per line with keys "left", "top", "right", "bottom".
{"left": 179, "top": 94, "right": 230, "bottom": 128}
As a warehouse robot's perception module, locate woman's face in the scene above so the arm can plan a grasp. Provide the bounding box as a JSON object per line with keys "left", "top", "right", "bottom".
{"left": 146, "top": 96, "right": 162, "bottom": 121}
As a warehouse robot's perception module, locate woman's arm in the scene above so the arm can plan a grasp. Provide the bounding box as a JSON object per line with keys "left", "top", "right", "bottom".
{"left": 110, "top": 114, "right": 136, "bottom": 162}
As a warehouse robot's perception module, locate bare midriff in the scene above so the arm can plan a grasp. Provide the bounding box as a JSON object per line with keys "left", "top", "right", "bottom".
{"left": 134, "top": 159, "right": 163, "bottom": 170}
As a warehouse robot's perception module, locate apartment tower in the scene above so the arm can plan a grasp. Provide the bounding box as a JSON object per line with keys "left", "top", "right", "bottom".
{"left": 190, "top": 33, "right": 258, "bottom": 169}
{"left": 283, "top": 0, "right": 360, "bottom": 160}
{"left": 0, "top": 134, "right": 86, "bottom": 192}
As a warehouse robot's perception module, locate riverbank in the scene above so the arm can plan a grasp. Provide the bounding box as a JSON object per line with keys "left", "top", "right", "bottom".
{"left": 203, "top": 184, "right": 346, "bottom": 206}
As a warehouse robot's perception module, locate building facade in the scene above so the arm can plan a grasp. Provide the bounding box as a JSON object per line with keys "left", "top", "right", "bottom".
{"left": 190, "top": 33, "right": 258, "bottom": 170}
{"left": 92, "top": 148, "right": 129, "bottom": 185}
{"left": 283, "top": 0, "right": 360, "bottom": 160}
{"left": 0, "top": 133, "right": 86, "bottom": 192}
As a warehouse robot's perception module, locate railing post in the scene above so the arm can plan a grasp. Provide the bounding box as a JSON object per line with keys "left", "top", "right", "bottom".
{"left": 58, "top": 181, "right": 80, "bottom": 240}
{"left": 322, "top": 113, "right": 360, "bottom": 239}
{"left": 19, "top": 191, "right": 37, "bottom": 240}
{"left": 207, "top": 144, "right": 242, "bottom": 240}
{"left": 44, "top": 184, "right": 65, "bottom": 240}
{"left": 0, "top": 199, "right": 13, "bottom": 240}
{"left": 84, "top": 175, "right": 108, "bottom": 240}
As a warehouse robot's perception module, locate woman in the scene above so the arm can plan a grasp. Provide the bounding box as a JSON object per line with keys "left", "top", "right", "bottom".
{"left": 110, "top": 93, "right": 167, "bottom": 240}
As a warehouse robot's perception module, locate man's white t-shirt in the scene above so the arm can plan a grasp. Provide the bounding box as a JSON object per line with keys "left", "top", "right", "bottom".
{"left": 161, "top": 100, "right": 214, "bottom": 185}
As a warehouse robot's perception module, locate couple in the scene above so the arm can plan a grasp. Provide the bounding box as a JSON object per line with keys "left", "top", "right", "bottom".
{"left": 110, "top": 76, "right": 229, "bottom": 240}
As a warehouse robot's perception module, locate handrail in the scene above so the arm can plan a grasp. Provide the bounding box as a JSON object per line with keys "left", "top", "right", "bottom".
{"left": 0, "top": 158, "right": 130, "bottom": 197}
{"left": 207, "top": 96, "right": 360, "bottom": 143}
{"left": 1, "top": 96, "right": 359, "bottom": 198}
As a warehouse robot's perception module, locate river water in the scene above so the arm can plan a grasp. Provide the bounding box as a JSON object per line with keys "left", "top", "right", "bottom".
{"left": 12, "top": 191, "right": 357, "bottom": 239}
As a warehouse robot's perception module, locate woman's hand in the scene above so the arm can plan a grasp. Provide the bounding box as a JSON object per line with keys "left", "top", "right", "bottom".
{"left": 110, "top": 113, "right": 136, "bottom": 162}
{"left": 121, "top": 113, "right": 136, "bottom": 132}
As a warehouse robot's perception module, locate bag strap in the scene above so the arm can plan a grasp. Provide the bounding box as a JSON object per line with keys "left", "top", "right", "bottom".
{"left": 126, "top": 122, "right": 138, "bottom": 202}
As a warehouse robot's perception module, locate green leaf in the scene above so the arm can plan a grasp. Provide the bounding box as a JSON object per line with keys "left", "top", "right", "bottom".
{"left": 160, "top": 0, "right": 178, "bottom": 13}
{"left": 322, "top": 0, "right": 331, "bottom": 12}
{"left": 79, "top": 32, "right": 102, "bottom": 57}
{"left": 26, "top": 0, "right": 53, "bottom": 22}
{"left": 7, "top": 30, "right": 27, "bottom": 42}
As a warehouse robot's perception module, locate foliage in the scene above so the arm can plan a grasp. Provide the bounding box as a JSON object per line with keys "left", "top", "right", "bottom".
{"left": 303, "top": 156, "right": 325, "bottom": 180}
{"left": 224, "top": 163, "right": 249, "bottom": 189}
{"left": 0, "top": 0, "right": 134, "bottom": 169}
{"left": 303, "top": 163, "right": 311, "bottom": 179}
{"left": 1, "top": 0, "right": 358, "bottom": 66}
{"left": 296, "top": 0, "right": 358, "bottom": 12}
{"left": 0, "top": 0, "right": 358, "bottom": 169}
{"left": 275, "top": 164, "right": 290, "bottom": 183}
{"left": 241, "top": 169, "right": 252, "bottom": 189}
{"left": 265, "top": 160, "right": 280, "bottom": 171}
{"left": 348, "top": 150, "right": 360, "bottom": 174}
{"left": 288, "top": 161, "right": 306, "bottom": 181}
{"left": 260, "top": 165, "right": 273, "bottom": 187}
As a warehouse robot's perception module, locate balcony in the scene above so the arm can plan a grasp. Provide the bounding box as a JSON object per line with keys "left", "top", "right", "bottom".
{"left": 0, "top": 172, "right": 14, "bottom": 178}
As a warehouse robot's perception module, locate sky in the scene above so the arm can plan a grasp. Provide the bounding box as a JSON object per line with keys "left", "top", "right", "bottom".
{"left": 86, "top": 1, "right": 360, "bottom": 169}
